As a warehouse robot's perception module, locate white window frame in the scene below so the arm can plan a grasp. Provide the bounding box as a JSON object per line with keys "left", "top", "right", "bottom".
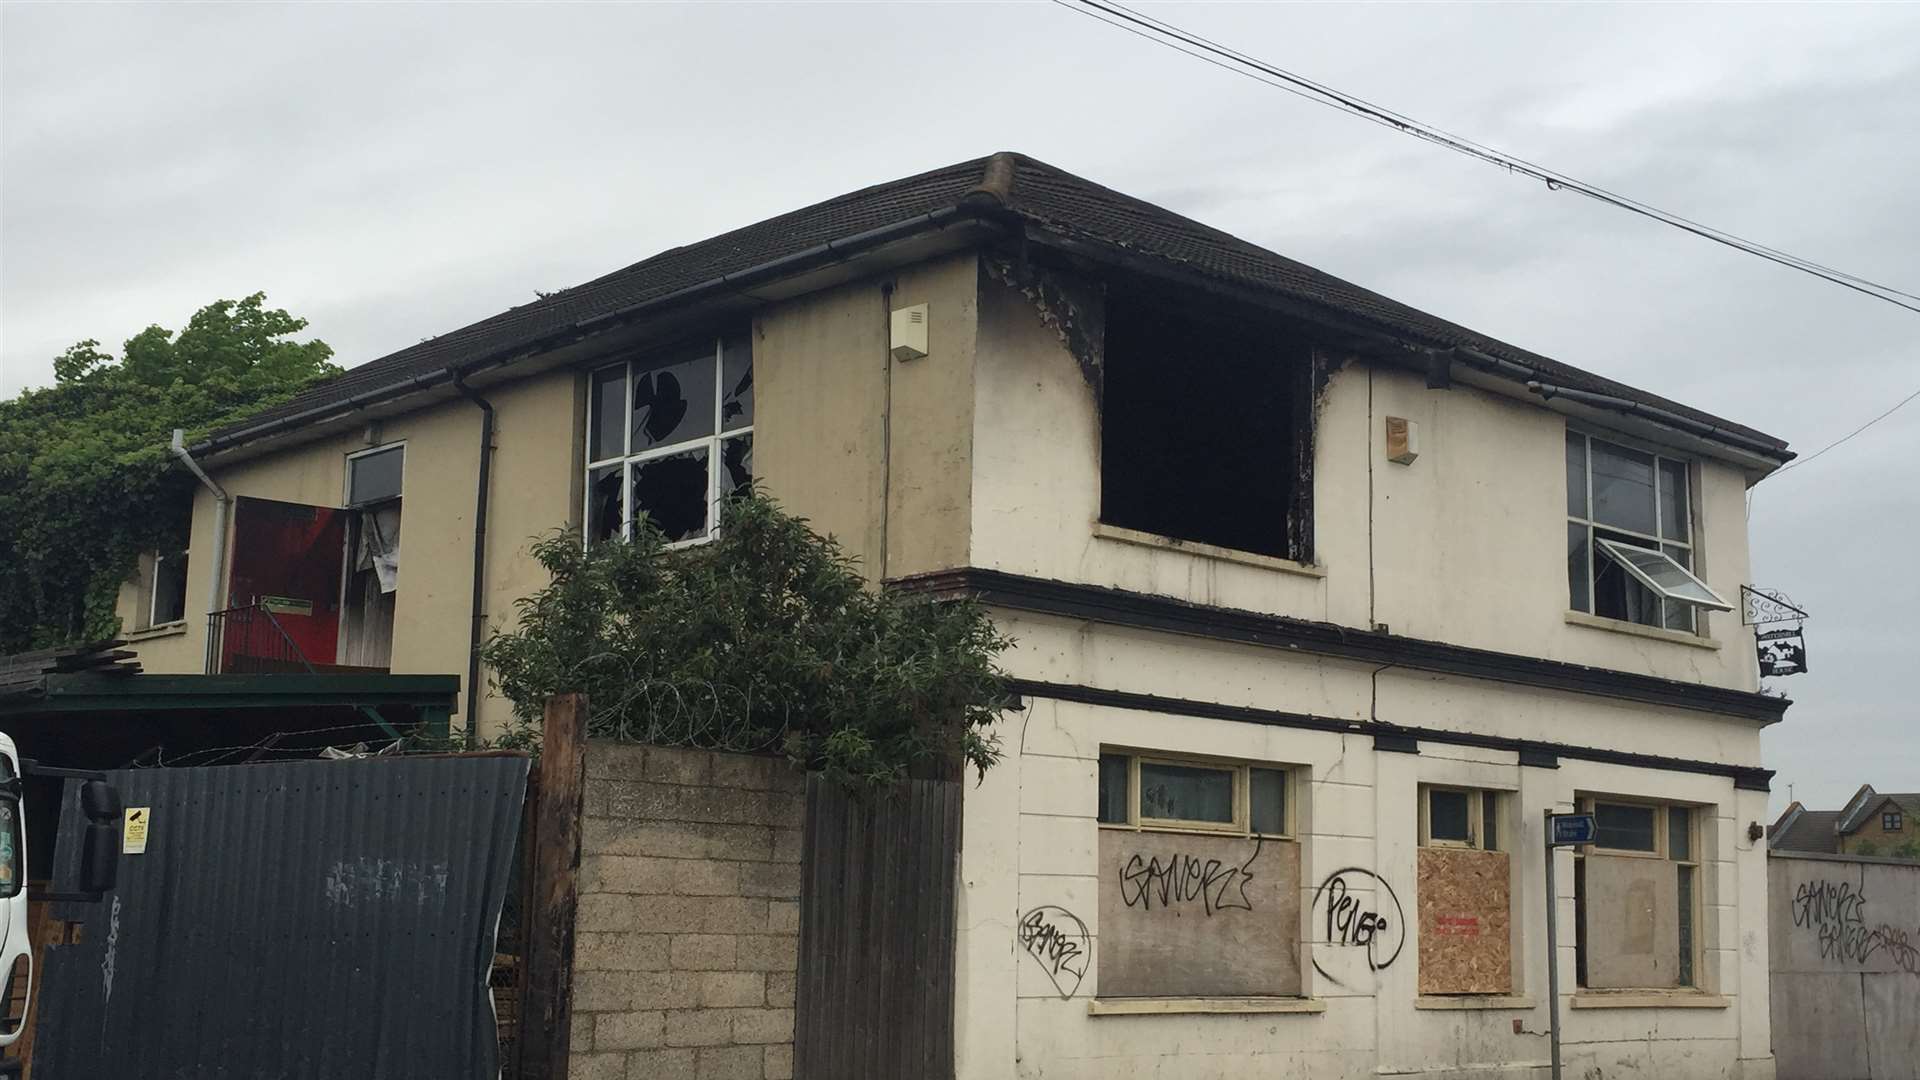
{"left": 1097, "top": 748, "right": 1294, "bottom": 840}
{"left": 1566, "top": 430, "right": 1723, "bottom": 632}
{"left": 583, "top": 334, "right": 753, "bottom": 548}
{"left": 1884, "top": 810, "right": 1904, "bottom": 832}
{"left": 1574, "top": 794, "right": 1702, "bottom": 989}
{"left": 344, "top": 442, "right": 406, "bottom": 509}
{"left": 145, "top": 550, "right": 190, "bottom": 629}
{"left": 1419, "top": 785, "right": 1500, "bottom": 850}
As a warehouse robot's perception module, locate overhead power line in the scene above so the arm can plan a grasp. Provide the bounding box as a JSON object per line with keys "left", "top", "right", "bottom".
{"left": 1053, "top": 0, "right": 1920, "bottom": 315}
{"left": 1055, "top": 0, "right": 1920, "bottom": 468}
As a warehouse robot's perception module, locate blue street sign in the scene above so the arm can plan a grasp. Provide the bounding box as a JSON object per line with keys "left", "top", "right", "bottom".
{"left": 1549, "top": 813, "right": 1596, "bottom": 846}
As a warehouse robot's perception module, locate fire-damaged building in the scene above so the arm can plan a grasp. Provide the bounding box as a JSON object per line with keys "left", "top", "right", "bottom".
{"left": 117, "top": 152, "right": 1793, "bottom": 1079}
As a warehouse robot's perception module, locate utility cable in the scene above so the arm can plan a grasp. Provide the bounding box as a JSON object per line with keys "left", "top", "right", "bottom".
{"left": 1053, "top": 0, "right": 1920, "bottom": 314}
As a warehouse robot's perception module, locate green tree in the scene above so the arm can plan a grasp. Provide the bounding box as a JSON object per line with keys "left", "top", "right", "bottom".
{"left": 483, "top": 496, "right": 1013, "bottom": 792}
{"left": 0, "top": 294, "right": 339, "bottom": 650}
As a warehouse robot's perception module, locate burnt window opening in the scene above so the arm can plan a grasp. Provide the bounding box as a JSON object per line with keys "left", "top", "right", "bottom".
{"left": 1099, "top": 295, "right": 1314, "bottom": 561}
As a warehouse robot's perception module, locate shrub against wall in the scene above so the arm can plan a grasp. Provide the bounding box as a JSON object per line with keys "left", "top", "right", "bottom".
{"left": 0, "top": 294, "right": 339, "bottom": 650}
{"left": 483, "top": 496, "right": 1011, "bottom": 791}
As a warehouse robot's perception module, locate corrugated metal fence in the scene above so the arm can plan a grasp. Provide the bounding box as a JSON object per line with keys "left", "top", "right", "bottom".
{"left": 794, "top": 775, "right": 960, "bottom": 1080}
{"left": 33, "top": 753, "right": 528, "bottom": 1079}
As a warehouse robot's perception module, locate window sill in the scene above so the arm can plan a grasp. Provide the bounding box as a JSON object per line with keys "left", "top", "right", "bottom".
{"left": 124, "top": 621, "right": 188, "bottom": 642}
{"left": 1087, "top": 997, "right": 1325, "bottom": 1017}
{"left": 1564, "top": 611, "right": 1720, "bottom": 650}
{"left": 1414, "top": 994, "right": 1534, "bottom": 1011}
{"left": 1092, "top": 523, "right": 1324, "bottom": 579}
{"left": 1570, "top": 991, "right": 1729, "bottom": 1009}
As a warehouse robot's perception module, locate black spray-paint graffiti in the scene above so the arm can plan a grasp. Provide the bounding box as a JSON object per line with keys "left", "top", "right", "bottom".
{"left": 1018, "top": 905, "right": 1092, "bottom": 999}
{"left": 1791, "top": 877, "right": 1920, "bottom": 975}
{"left": 1117, "top": 837, "right": 1262, "bottom": 916}
{"left": 1310, "top": 867, "right": 1406, "bottom": 982}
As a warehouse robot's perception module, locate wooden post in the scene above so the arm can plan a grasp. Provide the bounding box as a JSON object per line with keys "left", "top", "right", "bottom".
{"left": 516, "top": 693, "right": 588, "bottom": 1080}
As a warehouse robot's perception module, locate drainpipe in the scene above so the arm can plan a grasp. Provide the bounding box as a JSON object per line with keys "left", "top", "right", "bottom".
{"left": 170, "top": 428, "right": 230, "bottom": 673}
{"left": 452, "top": 375, "right": 495, "bottom": 748}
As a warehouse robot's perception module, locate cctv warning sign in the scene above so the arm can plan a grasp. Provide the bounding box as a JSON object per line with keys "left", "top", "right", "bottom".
{"left": 124, "top": 806, "right": 151, "bottom": 855}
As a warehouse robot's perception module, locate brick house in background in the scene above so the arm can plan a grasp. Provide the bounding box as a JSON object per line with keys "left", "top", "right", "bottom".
{"left": 1771, "top": 785, "right": 1920, "bottom": 857}
{"left": 117, "top": 152, "right": 1795, "bottom": 1079}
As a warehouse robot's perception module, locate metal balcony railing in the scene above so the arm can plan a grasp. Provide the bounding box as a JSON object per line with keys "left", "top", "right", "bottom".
{"left": 205, "top": 604, "right": 317, "bottom": 675}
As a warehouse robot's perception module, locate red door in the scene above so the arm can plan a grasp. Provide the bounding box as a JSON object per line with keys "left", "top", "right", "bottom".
{"left": 226, "top": 497, "right": 346, "bottom": 669}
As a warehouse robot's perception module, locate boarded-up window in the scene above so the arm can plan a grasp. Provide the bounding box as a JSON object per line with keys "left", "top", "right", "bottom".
{"left": 1574, "top": 797, "right": 1701, "bottom": 990}
{"left": 1095, "top": 750, "right": 1301, "bottom": 998}
{"left": 1097, "top": 830, "right": 1301, "bottom": 998}
{"left": 1416, "top": 786, "right": 1512, "bottom": 995}
{"left": 1417, "top": 848, "right": 1511, "bottom": 995}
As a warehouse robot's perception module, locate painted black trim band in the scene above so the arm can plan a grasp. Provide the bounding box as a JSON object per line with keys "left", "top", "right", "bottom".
{"left": 1006, "top": 678, "right": 1773, "bottom": 792}
{"left": 895, "top": 568, "right": 1789, "bottom": 725}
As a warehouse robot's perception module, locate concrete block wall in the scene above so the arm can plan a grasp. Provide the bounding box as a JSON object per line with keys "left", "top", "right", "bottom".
{"left": 569, "top": 743, "right": 806, "bottom": 1080}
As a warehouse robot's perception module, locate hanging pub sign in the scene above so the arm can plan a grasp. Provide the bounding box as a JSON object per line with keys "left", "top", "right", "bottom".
{"left": 1741, "top": 585, "right": 1809, "bottom": 678}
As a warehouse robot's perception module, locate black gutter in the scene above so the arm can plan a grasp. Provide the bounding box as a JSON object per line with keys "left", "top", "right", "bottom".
{"left": 191, "top": 204, "right": 1005, "bottom": 457}
{"left": 1009, "top": 678, "right": 1774, "bottom": 792}
{"left": 451, "top": 374, "right": 494, "bottom": 749}
{"left": 893, "top": 567, "right": 1791, "bottom": 725}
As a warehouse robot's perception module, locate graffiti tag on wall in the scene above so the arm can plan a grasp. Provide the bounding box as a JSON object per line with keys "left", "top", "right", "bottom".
{"left": 1018, "top": 906, "right": 1092, "bottom": 999}
{"left": 1311, "top": 867, "right": 1406, "bottom": 978}
{"left": 1791, "top": 878, "right": 1919, "bottom": 975}
{"left": 1117, "top": 838, "right": 1263, "bottom": 917}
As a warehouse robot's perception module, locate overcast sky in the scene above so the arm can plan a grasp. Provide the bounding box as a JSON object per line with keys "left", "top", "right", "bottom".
{"left": 3, "top": 2, "right": 1914, "bottom": 813}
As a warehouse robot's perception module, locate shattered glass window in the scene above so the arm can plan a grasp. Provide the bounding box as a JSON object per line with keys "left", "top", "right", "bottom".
{"left": 585, "top": 329, "right": 753, "bottom": 546}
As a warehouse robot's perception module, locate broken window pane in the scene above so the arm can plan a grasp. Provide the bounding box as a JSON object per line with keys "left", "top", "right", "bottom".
{"left": 1098, "top": 754, "right": 1129, "bottom": 824}
{"left": 721, "top": 331, "right": 753, "bottom": 432}
{"left": 587, "top": 464, "right": 624, "bottom": 544}
{"left": 632, "top": 447, "right": 710, "bottom": 542}
{"left": 347, "top": 446, "right": 404, "bottom": 507}
{"left": 1589, "top": 440, "right": 1656, "bottom": 535}
{"left": 1595, "top": 802, "right": 1657, "bottom": 852}
{"left": 1100, "top": 295, "right": 1309, "bottom": 560}
{"left": 1250, "top": 768, "right": 1286, "bottom": 835}
{"left": 720, "top": 433, "right": 754, "bottom": 502}
{"left": 1658, "top": 459, "right": 1689, "bottom": 542}
{"left": 1429, "top": 789, "right": 1472, "bottom": 844}
{"left": 631, "top": 351, "right": 715, "bottom": 451}
{"left": 1566, "top": 431, "right": 1587, "bottom": 517}
{"left": 590, "top": 364, "right": 627, "bottom": 463}
{"left": 1138, "top": 761, "right": 1233, "bottom": 823}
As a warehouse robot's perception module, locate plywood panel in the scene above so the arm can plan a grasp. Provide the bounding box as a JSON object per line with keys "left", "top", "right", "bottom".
{"left": 1582, "top": 854, "right": 1681, "bottom": 989}
{"left": 1096, "top": 831, "right": 1300, "bottom": 998}
{"left": 1417, "top": 847, "right": 1513, "bottom": 995}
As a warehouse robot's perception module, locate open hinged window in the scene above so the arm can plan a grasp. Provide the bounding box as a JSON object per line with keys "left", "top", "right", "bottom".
{"left": 1566, "top": 431, "right": 1726, "bottom": 632}
{"left": 1593, "top": 539, "right": 1730, "bottom": 613}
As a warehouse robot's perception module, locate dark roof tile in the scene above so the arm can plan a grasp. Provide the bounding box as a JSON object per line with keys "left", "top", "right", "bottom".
{"left": 207, "top": 152, "right": 1787, "bottom": 453}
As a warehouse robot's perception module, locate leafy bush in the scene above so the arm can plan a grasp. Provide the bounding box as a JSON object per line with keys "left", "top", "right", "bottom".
{"left": 0, "top": 294, "right": 339, "bottom": 650}
{"left": 483, "top": 495, "right": 1012, "bottom": 792}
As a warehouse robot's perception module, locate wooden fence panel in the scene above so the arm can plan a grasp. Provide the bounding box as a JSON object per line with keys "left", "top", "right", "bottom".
{"left": 795, "top": 776, "right": 960, "bottom": 1080}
